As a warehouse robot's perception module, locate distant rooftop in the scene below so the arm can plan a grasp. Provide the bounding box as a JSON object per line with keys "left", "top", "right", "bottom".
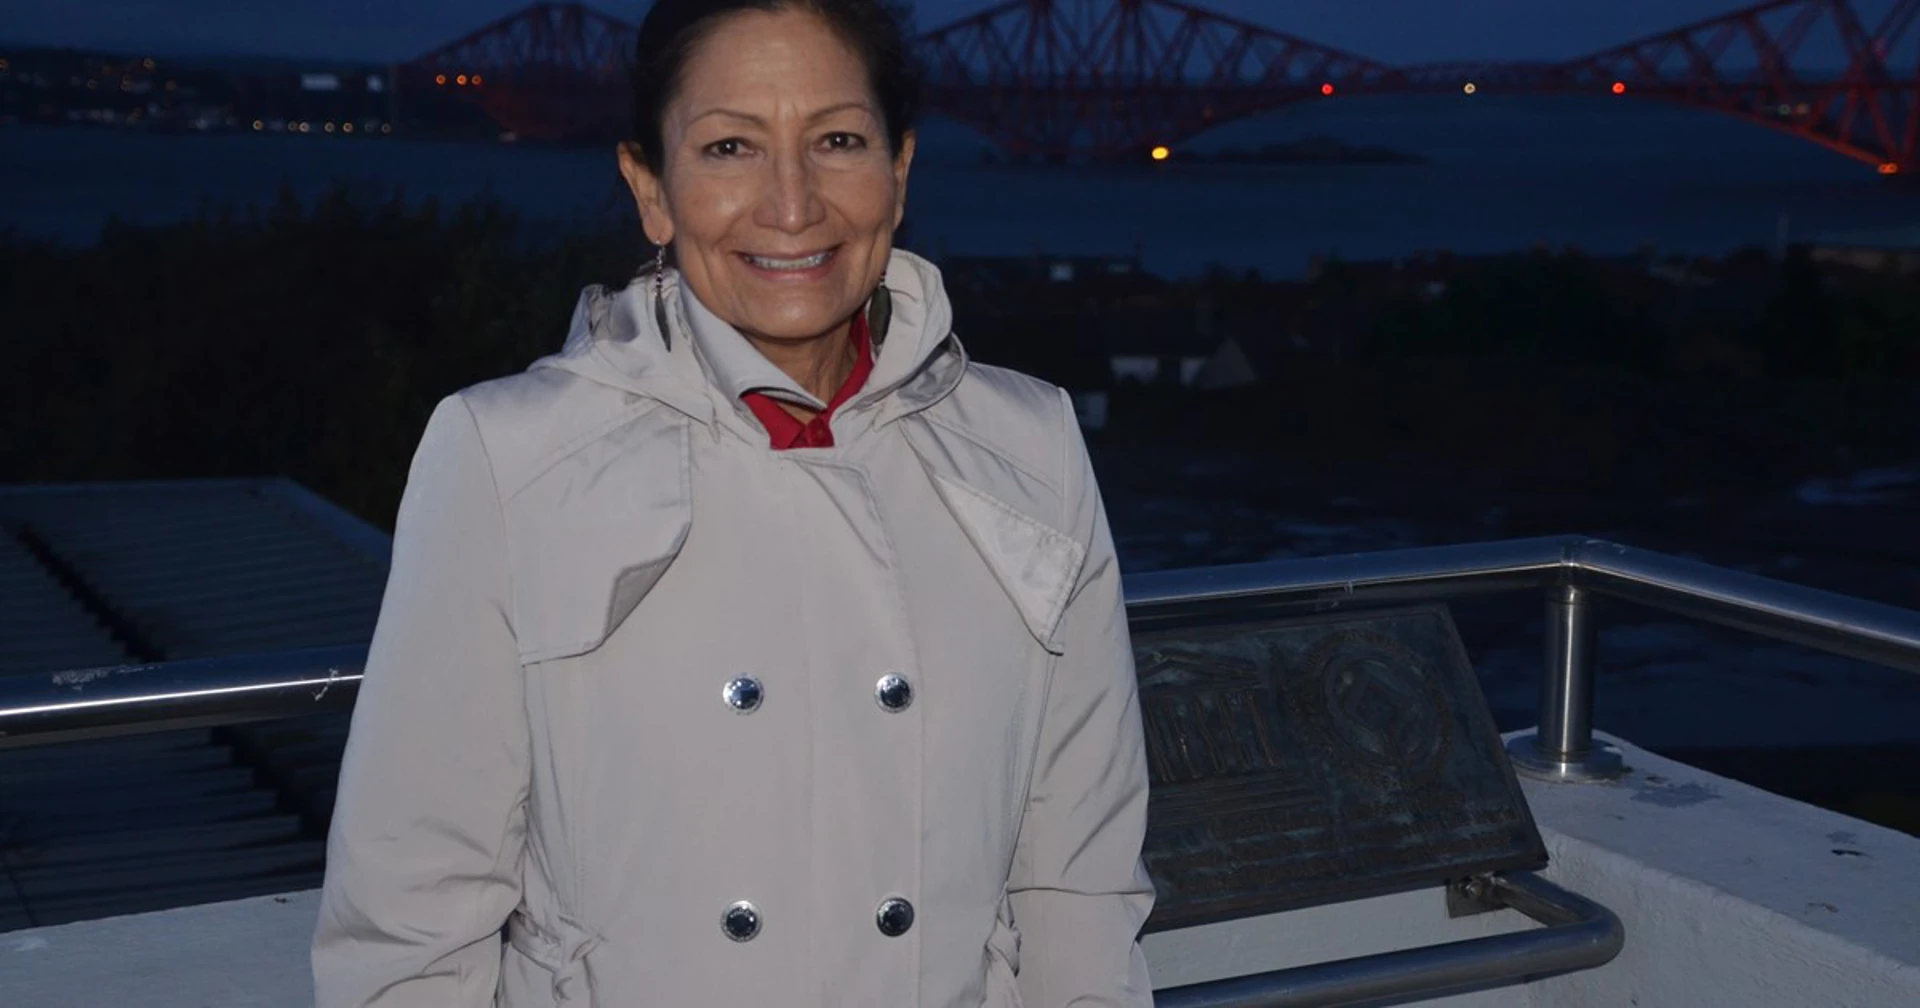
{"left": 0, "top": 479, "right": 387, "bottom": 932}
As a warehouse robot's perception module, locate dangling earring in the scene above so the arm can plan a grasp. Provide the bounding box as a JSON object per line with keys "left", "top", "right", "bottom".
{"left": 650, "top": 242, "right": 671, "bottom": 351}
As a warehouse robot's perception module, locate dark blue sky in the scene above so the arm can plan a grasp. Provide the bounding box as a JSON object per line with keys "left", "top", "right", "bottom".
{"left": 0, "top": 0, "right": 1867, "bottom": 64}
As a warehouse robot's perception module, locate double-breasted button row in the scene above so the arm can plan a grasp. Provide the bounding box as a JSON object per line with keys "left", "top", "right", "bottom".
{"left": 718, "top": 898, "right": 916, "bottom": 941}
{"left": 720, "top": 675, "right": 914, "bottom": 713}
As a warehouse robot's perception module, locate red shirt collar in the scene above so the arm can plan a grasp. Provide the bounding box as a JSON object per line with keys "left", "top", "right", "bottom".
{"left": 741, "top": 311, "right": 875, "bottom": 450}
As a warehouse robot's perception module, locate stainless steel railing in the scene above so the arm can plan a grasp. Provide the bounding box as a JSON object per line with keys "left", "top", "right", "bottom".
{"left": 7, "top": 534, "right": 1918, "bottom": 1007}
{"left": 1122, "top": 535, "right": 1920, "bottom": 781}
{"left": 1155, "top": 872, "right": 1624, "bottom": 1008}
{"left": 7, "top": 536, "right": 1920, "bottom": 779}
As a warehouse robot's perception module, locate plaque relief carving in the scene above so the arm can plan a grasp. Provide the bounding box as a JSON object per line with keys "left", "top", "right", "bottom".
{"left": 1134, "top": 605, "right": 1546, "bottom": 932}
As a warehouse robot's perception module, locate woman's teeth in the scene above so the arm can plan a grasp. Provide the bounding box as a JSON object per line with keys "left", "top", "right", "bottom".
{"left": 745, "top": 250, "right": 833, "bottom": 271}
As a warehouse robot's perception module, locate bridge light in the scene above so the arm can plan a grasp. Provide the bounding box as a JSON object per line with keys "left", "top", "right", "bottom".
{"left": 1320, "top": 82, "right": 1335, "bottom": 96}
{"left": 1150, "top": 145, "right": 1171, "bottom": 161}
{"left": 435, "top": 74, "right": 447, "bottom": 86}
{"left": 1880, "top": 162, "right": 1900, "bottom": 175}
{"left": 1611, "top": 81, "right": 1627, "bottom": 95}
{"left": 1463, "top": 82, "right": 1477, "bottom": 95}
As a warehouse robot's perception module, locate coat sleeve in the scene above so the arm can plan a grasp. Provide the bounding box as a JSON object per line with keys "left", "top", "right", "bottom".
{"left": 1006, "top": 389, "right": 1157, "bottom": 1008}
{"left": 313, "top": 395, "right": 530, "bottom": 1007}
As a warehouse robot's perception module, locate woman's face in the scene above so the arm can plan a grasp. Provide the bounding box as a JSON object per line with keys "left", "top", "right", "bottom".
{"left": 621, "top": 8, "right": 915, "bottom": 345}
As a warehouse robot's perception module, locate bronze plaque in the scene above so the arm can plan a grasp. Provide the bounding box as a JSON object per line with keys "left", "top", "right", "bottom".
{"left": 1135, "top": 604, "right": 1545, "bottom": 932}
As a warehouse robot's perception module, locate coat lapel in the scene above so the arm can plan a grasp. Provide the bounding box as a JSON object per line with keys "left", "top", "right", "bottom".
{"left": 906, "top": 426, "right": 1086, "bottom": 652}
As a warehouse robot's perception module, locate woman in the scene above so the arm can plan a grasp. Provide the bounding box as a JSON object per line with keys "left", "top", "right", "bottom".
{"left": 312, "top": 1, "right": 1154, "bottom": 1005}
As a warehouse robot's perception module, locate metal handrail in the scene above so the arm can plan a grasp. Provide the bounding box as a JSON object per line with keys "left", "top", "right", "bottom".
{"left": 1154, "top": 872, "right": 1624, "bottom": 1008}
{"left": 1123, "top": 534, "right": 1920, "bottom": 781}
{"left": 5, "top": 536, "right": 1920, "bottom": 761}
{"left": 5, "top": 534, "right": 1913, "bottom": 1006}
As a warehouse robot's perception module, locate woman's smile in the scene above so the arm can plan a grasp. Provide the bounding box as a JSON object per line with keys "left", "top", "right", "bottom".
{"left": 739, "top": 245, "right": 838, "bottom": 278}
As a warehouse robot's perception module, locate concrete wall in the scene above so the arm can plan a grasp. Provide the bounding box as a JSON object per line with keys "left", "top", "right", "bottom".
{"left": 4, "top": 735, "right": 1916, "bottom": 1007}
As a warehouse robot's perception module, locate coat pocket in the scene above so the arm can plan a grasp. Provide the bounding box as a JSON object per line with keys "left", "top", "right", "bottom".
{"left": 507, "top": 410, "right": 693, "bottom": 665}
{"left": 506, "top": 910, "right": 603, "bottom": 1006}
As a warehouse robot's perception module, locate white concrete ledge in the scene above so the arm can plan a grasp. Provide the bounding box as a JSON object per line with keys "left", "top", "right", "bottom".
{"left": 4, "top": 735, "right": 1916, "bottom": 1008}
{"left": 1521, "top": 734, "right": 1920, "bottom": 1008}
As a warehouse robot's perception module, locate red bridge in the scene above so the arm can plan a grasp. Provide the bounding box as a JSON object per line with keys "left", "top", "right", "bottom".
{"left": 400, "top": 0, "right": 1919, "bottom": 173}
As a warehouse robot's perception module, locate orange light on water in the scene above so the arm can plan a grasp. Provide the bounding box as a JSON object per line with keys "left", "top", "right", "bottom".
{"left": 1320, "top": 82, "right": 1336, "bottom": 96}
{"left": 1880, "top": 162, "right": 1901, "bottom": 175}
{"left": 1611, "top": 81, "right": 1627, "bottom": 95}
{"left": 1150, "top": 145, "right": 1171, "bottom": 161}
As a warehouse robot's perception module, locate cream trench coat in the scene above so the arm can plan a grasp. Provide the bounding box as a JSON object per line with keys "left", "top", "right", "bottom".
{"left": 312, "top": 250, "right": 1156, "bottom": 1008}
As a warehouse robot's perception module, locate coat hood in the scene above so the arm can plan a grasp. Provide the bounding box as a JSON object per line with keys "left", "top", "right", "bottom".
{"left": 531, "top": 248, "right": 965, "bottom": 433}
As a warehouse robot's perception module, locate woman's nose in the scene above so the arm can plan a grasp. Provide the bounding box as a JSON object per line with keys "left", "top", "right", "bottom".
{"left": 757, "top": 148, "right": 826, "bottom": 234}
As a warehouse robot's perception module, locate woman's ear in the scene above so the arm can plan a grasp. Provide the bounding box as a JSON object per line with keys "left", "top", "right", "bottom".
{"left": 891, "top": 130, "right": 916, "bottom": 229}
{"left": 618, "top": 142, "right": 674, "bottom": 245}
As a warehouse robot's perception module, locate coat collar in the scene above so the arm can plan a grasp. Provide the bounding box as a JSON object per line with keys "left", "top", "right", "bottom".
{"left": 533, "top": 249, "right": 965, "bottom": 438}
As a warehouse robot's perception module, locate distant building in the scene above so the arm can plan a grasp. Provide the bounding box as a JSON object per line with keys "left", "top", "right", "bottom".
{"left": 1805, "top": 226, "right": 1920, "bottom": 275}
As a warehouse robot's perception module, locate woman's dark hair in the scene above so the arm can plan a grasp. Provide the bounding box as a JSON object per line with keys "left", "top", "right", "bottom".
{"left": 628, "top": 0, "right": 922, "bottom": 173}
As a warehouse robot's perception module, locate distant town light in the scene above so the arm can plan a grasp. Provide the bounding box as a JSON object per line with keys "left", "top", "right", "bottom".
{"left": 472, "top": 74, "right": 483, "bottom": 86}
{"left": 380, "top": 123, "right": 392, "bottom": 134}
{"left": 324, "top": 121, "right": 336, "bottom": 133}
{"left": 298, "top": 121, "right": 311, "bottom": 133}
{"left": 1611, "top": 81, "right": 1627, "bottom": 95}
{"left": 1463, "top": 82, "right": 1477, "bottom": 95}
{"left": 1319, "top": 82, "right": 1335, "bottom": 96}
{"left": 343, "top": 122, "right": 354, "bottom": 133}
{"left": 252, "top": 119, "right": 263, "bottom": 130}
{"left": 1880, "top": 162, "right": 1901, "bottom": 175}
{"left": 0, "top": 58, "right": 10, "bottom": 71}
{"left": 86, "top": 79, "right": 98, "bottom": 90}
{"left": 142, "top": 58, "right": 155, "bottom": 69}
{"left": 457, "top": 74, "right": 469, "bottom": 86}
{"left": 436, "top": 74, "right": 447, "bottom": 86}
{"left": 1150, "top": 145, "right": 1171, "bottom": 161}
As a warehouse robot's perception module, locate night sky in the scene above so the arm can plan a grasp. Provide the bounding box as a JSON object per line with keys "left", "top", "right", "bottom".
{"left": 0, "top": 0, "right": 1858, "bottom": 64}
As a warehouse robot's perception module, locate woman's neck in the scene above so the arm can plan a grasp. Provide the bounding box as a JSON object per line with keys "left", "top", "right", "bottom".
{"left": 746, "top": 319, "right": 856, "bottom": 412}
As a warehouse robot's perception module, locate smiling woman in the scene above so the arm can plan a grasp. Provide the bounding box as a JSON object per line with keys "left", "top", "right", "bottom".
{"left": 309, "top": 1, "right": 1156, "bottom": 1007}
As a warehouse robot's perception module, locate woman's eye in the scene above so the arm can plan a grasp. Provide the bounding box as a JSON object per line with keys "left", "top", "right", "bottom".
{"left": 821, "top": 132, "right": 867, "bottom": 151}
{"left": 705, "top": 138, "right": 748, "bottom": 158}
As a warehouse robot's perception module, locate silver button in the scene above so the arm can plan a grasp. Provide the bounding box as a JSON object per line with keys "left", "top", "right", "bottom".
{"left": 874, "top": 674, "right": 913, "bottom": 712}
{"left": 722, "top": 677, "right": 763, "bottom": 714}
{"left": 875, "top": 897, "right": 915, "bottom": 937}
{"left": 721, "top": 901, "right": 761, "bottom": 942}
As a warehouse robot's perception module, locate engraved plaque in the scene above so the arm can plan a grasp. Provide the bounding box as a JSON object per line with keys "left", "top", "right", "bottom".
{"left": 1135, "top": 604, "right": 1546, "bottom": 932}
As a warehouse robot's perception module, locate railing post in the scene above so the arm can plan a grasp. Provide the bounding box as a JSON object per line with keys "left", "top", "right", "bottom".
{"left": 1506, "top": 584, "right": 1625, "bottom": 782}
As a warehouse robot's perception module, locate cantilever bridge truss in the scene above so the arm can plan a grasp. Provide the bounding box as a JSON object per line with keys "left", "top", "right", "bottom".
{"left": 401, "top": 0, "right": 1920, "bottom": 172}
